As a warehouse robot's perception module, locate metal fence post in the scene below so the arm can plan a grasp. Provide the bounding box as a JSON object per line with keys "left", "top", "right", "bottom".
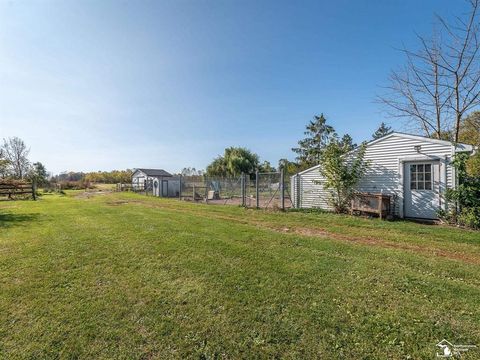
{"left": 241, "top": 173, "right": 245, "bottom": 207}
{"left": 255, "top": 169, "right": 259, "bottom": 209}
{"left": 280, "top": 167, "right": 285, "bottom": 211}
{"left": 179, "top": 175, "right": 182, "bottom": 200}
{"left": 193, "top": 184, "right": 196, "bottom": 202}
{"left": 296, "top": 173, "right": 301, "bottom": 209}
{"left": 245, "top": 173, "right": 248, "bottom": 207}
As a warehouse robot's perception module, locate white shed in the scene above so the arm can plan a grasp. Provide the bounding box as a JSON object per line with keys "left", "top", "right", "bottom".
{"left": 131, "top": 168, "right": 180, "bottom": 198}
{"left": 291, "top": 132, "right": 474, "bottom": 219}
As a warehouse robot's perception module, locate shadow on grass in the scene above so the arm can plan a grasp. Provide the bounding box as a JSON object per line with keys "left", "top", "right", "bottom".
{"left": 0, "top": 213, "right": 40, "bottom": 228}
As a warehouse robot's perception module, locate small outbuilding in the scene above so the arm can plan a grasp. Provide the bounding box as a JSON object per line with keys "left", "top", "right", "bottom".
{"left": 291, "top": 132, "right": 475, "bottom": 220}
{"left": 131, "top": 168, "right": 180, "bottom": 197}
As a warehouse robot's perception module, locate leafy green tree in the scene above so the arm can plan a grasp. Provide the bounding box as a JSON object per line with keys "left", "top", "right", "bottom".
{"left": 459, "top": 112, "right": 480, "bottom": 176}
{"left": 206, "top": 157, "right": 228, "bottom": 177}
{"left": 459, "top": 111, "right": 480, "bottom": 145}
{"left": 466, "top": 154, "right": 480, "bottom": 178}
{"left": 371, "top": 122, "right": 392, "bottom": 140}
{"left": 318, "top": 140, "right": 369, "bottom": 213}
{"left": 206, "top": 147, "right": 259, "bottom": 177}
{"left": 278, "top": 159, "right": 303, "bottom": 175}
{"left": 258, "top": 160, "right": 276, "bottom": 173}
{"left": 292, "top": 114, "right": 336, "bottom": 167}
{"left": 29, "top": 162, "right": 49, "bottom": 186}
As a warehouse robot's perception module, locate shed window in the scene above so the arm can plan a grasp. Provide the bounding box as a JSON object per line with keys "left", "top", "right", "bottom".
{"left": 410, "top": 164, "right": 432, "bottom": 191}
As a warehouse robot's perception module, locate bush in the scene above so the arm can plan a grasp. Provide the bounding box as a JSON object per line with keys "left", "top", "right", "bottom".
{"left": 439, "top": 207, "right": 480, "bottom": 230}
{"left": 318, "top": 141, "right": 369, "bottom": 213}
{"left": 458, "top": 207, "right": 480, "bottom": 229}
{"left": 438, "top": 153, "right": 480, "bottom": 230}
{"left": 55, "top": 180, "right": 94, "bottom": 190}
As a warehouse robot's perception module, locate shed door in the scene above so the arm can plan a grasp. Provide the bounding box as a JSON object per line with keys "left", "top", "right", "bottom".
{"left": 153, "top": 179, "right": 159, "bottom": 196}
{"left": 404, "top": 162, "right": 440, "bottom": 219}
{"left": 161, "top": 180, "right": 168, "bottom": 197}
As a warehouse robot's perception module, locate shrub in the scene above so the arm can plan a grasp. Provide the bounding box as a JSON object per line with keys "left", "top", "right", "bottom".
{"left": 56, "top": 180, "right": 95, "bottom": 190}
{"left": 458, "top": 207, "right": 480, "bottom": 229}
{"left": 438, "top": 152, "right": 480, "bottom": 230}
{"left": 318, "top": 141, "right": 369, "bottom": 213}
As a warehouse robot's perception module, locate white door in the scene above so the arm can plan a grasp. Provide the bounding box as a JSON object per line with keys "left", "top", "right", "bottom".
{"left": 404, "top": 162, "right": 440, "bottom": 219}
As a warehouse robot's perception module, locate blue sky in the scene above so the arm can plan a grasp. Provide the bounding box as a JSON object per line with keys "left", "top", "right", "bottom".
{"left": 0, "top": 0, "right": 467, "bottom": 174}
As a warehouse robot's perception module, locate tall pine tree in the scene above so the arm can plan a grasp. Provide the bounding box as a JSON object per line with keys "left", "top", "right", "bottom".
{"left": 372, "top": 122, "right": 392, "bottom": 140}
{"left": 292, "top": 114, "right": 336, "bottom": 167}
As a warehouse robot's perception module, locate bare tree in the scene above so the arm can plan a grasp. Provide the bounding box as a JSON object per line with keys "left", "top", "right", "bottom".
{"left": 2, "top": 137, "right": 30, "bottom": 179}
{"left": 379, "top": 34, "right": 449, "bottom": 139}
{"left": 379, "top": 0, "right": 480, "bottom": 142}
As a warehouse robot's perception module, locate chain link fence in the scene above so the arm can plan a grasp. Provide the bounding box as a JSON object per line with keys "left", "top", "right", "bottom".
{"left": 179, "top": 170, "right": 292, "bottom": 209}
{"left": 180, "top": 175, "right": 244, "bottom": 205}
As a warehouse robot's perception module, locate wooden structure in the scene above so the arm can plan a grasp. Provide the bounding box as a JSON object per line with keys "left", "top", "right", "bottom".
{"left": 0, "top": 181, "right": 36, "bottom": 200}
{"left": 350, "top": 192, "right": 391, "bottom": 219}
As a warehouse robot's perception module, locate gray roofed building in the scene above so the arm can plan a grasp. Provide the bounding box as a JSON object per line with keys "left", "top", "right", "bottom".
{"left": 134, "top": 168, "right": 172, "bottom": 177}
{"left": 131, "top": 168, "right": 180, "bottom": 197}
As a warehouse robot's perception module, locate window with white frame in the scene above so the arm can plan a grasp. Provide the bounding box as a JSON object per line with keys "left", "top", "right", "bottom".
{"left": 410, "top": 163, "right": 432, "bottom": 190}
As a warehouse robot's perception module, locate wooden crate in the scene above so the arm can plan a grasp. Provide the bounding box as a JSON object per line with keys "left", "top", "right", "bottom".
{"left": 351, "top": 193, "right": 391, "bottom": 219}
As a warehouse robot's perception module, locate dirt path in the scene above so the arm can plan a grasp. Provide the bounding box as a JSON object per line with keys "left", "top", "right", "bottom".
{"left": 74, "top": 189, "right": 115, "bottom": 199}
{"left": 107, "top": 196, "right": 480, "bottom": 265}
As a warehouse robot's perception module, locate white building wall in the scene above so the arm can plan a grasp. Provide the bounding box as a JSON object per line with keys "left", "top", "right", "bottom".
{"left": 291, "top": 166, "right": 332, "bottom": 210}
{"left": 132, "top": 171, "right": 147, "bottom": 190}
{"left": 291, "top": 134, "right": 457, "bottom": 217}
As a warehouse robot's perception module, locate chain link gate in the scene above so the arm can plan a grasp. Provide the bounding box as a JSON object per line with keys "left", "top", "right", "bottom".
{"left": 246, "top": 169, "right": 292, "bottom": 209}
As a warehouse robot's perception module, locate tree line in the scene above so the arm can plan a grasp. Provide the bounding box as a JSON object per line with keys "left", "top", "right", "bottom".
{"left": 0, "top": 136, "right": 134, "bottom": 189}
{"left": 51, "top": 170, "right": 133, "bottom": 189}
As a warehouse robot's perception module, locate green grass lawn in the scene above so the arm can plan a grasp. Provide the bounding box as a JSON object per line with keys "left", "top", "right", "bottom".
{"left": 1, "top": 192, "right": 479, "bottom": 359}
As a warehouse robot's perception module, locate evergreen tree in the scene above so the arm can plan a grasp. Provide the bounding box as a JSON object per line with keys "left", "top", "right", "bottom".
{"left": 371, "top": 122, "right": 392, "bottom": 140}
{"left": 339, "top": 134, "right": 356, "bottom": 152}
{"left": 292, "top": 114, "right": 336, "bottom": 167}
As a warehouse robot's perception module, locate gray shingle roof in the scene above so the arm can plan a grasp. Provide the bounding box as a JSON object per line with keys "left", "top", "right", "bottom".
{"left": 135, "top": 168, "right": 172, "bottom": 177}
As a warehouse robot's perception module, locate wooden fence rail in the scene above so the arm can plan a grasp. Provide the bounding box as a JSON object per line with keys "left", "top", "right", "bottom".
{"left": 0, "top": 181, "right": 36, "bottom": 200}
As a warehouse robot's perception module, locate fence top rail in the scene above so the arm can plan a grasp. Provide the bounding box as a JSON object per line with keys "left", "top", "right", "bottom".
{"left": 257, "top": 171, "right": 281, "bottom": 175}
{"left": 0, "top": 190, "right": 33, "bottom": 194}
{"left": 0, "top": 181, "right": 31, "bottom": 185}
{"left": 0, "top": 185, "right": 32, "bottom": 188}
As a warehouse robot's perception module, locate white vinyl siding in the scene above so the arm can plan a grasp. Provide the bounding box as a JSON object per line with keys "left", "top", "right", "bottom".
{"left": 132, "top": 170, "right": 147, "bottom": 189}
{"left": 291, "top": 133, "right": 461, "bottom": 218}
{"left": 291, "top": 167, "right": 332, "bottom": 210}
